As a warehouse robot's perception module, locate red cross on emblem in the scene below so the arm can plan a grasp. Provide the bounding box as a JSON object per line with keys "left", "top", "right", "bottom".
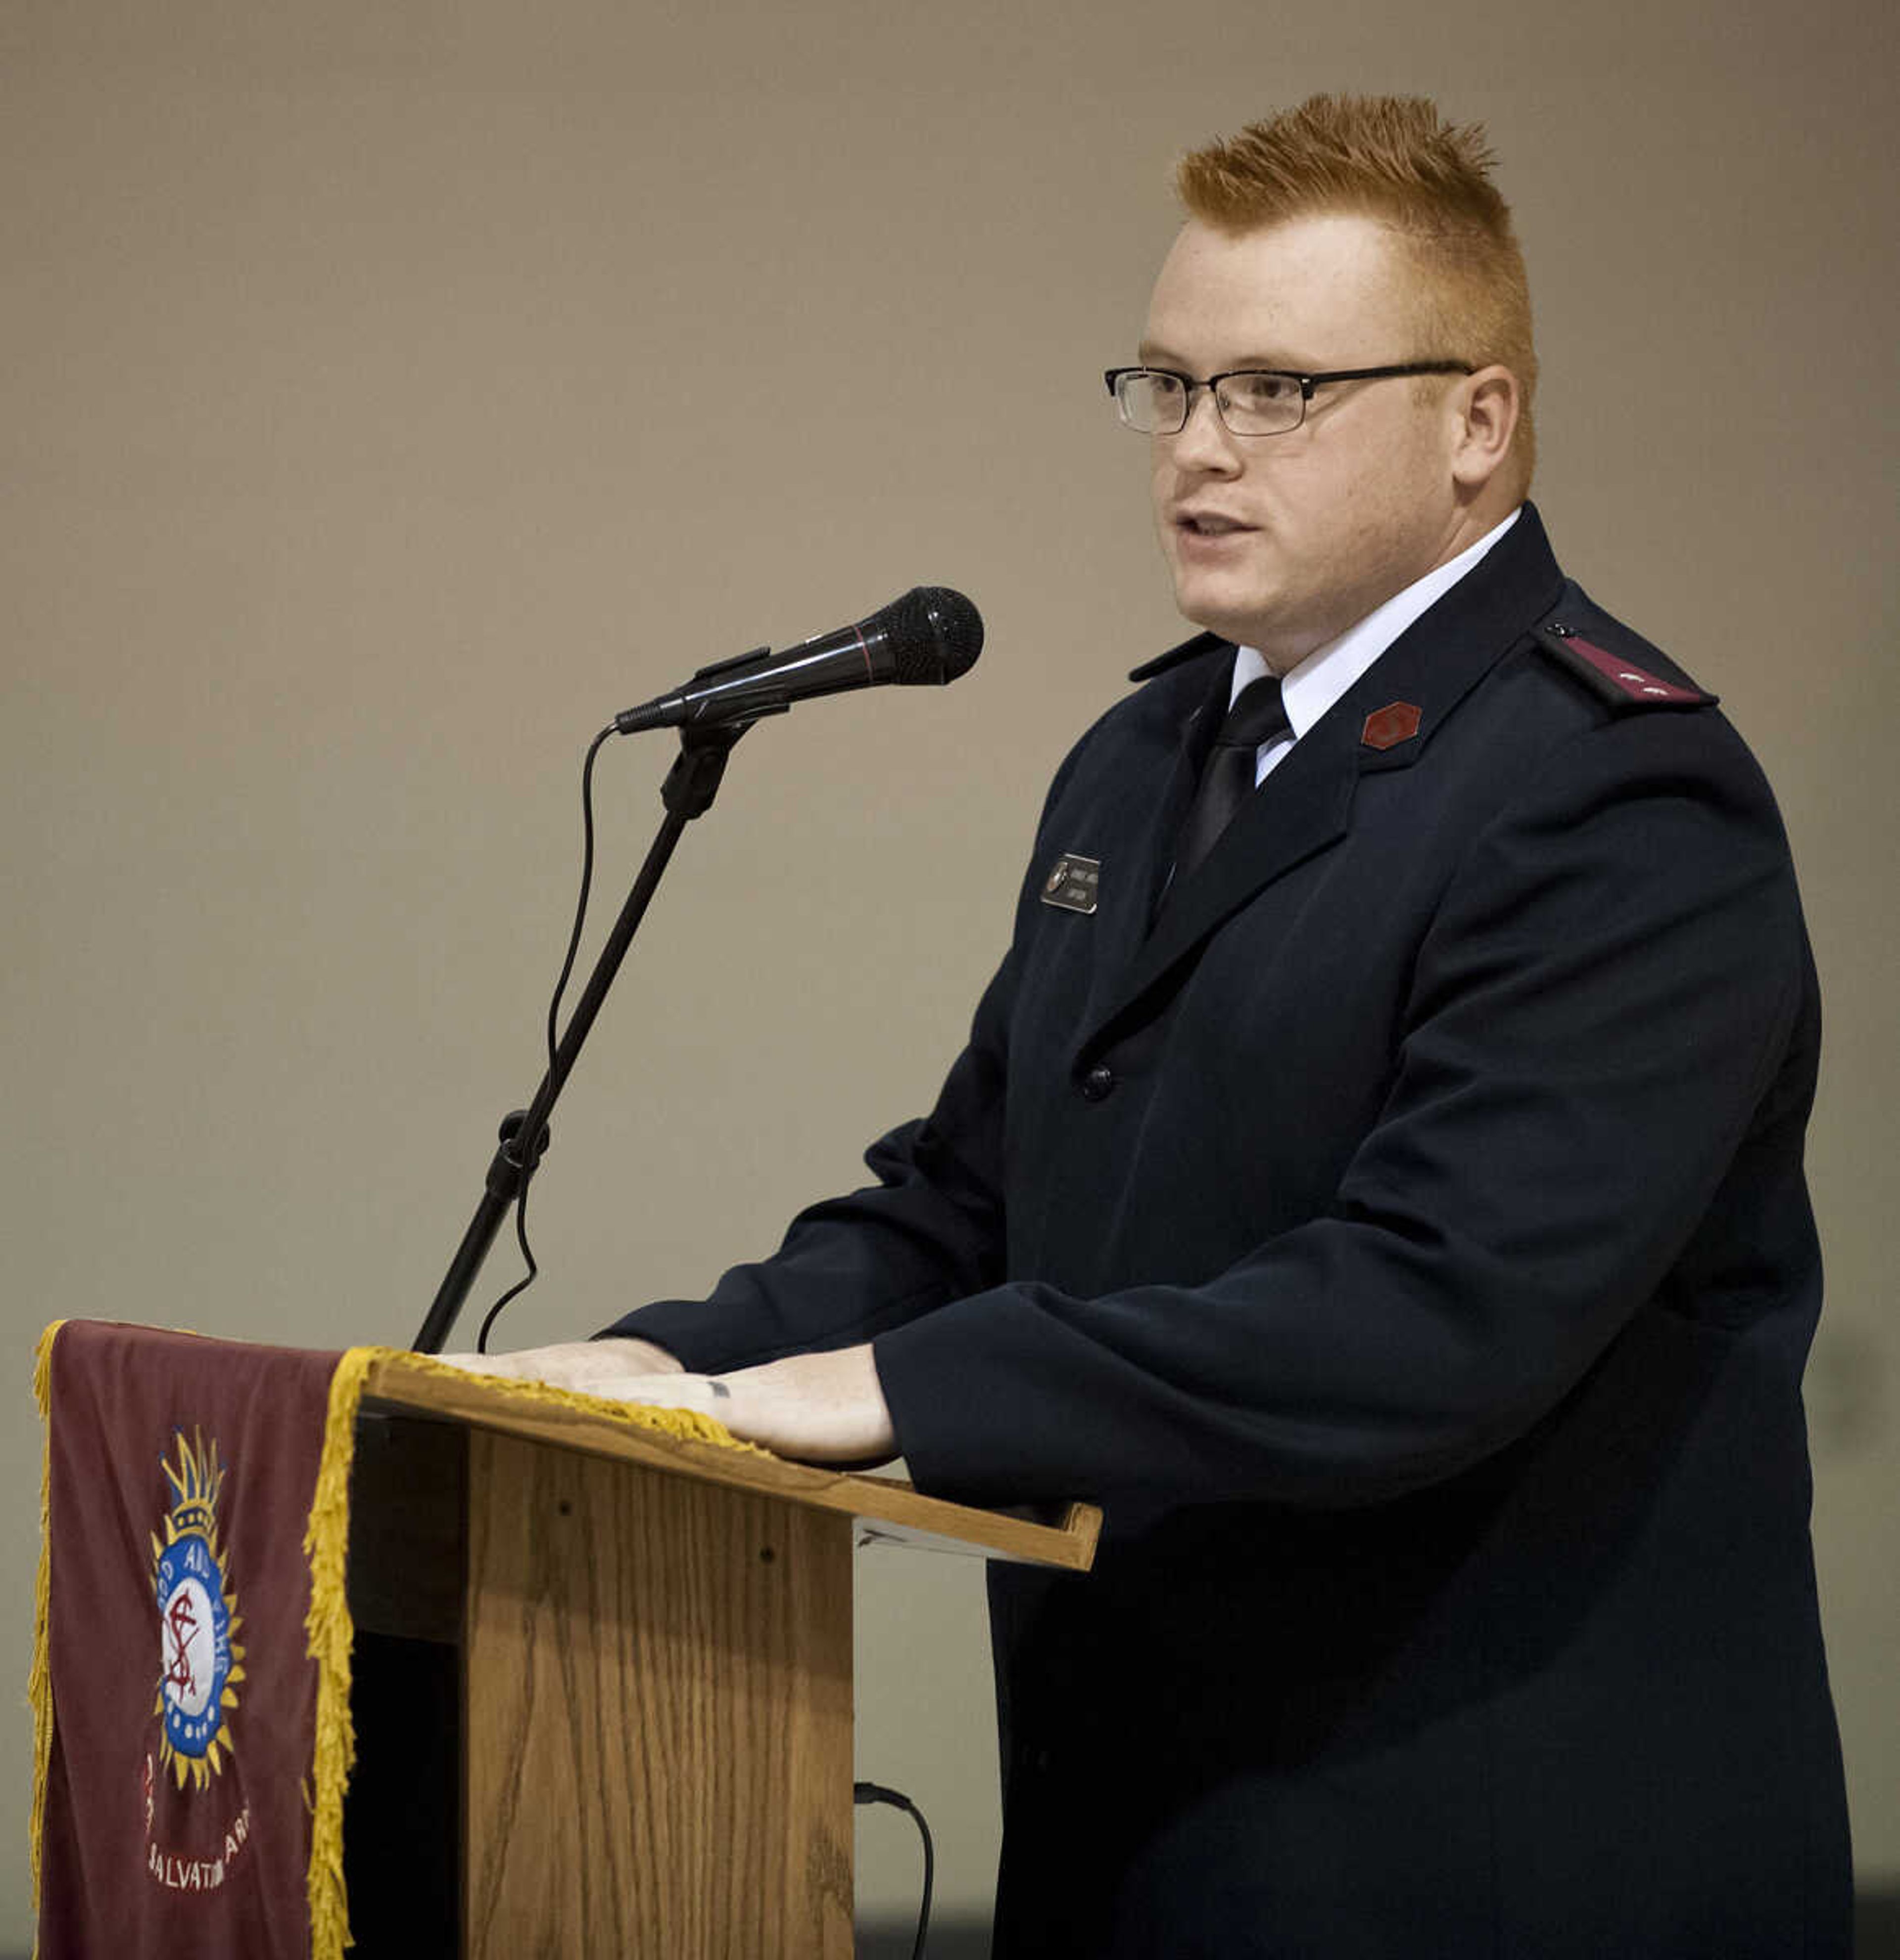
{"left": 164, "top": 1592, "right": 200, "bottom": 1698}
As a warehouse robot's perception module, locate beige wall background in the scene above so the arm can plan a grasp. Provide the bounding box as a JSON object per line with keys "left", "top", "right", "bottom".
{"left": 4, "top": 0, "right": 1895, "bottom": 1935}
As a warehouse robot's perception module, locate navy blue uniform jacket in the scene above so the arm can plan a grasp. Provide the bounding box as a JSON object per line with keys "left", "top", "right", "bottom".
{"left": 613, "top": 508, "right": 1850, "bottom": 1957}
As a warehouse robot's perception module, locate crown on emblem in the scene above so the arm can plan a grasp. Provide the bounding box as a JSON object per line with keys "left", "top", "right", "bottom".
{"left": 163, "top": 1427, "right": 225, "bottom": 1536}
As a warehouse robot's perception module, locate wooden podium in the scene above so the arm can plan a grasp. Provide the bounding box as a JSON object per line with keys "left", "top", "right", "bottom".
{"left": 342, "top": 1355, "right": 1099, "bottom": 1959}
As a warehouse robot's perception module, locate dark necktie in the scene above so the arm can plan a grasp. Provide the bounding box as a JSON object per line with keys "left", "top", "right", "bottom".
{"left": 1173, "top": 674, "right": 1291, "bottom": 883}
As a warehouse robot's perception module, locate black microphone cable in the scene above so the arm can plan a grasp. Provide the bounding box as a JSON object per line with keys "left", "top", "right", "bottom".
{"left": 476, "top": 723, "right": 616, "bottom": 1351}
{"left": 855, "top": 1781, "right": 935, "bottom": 1960}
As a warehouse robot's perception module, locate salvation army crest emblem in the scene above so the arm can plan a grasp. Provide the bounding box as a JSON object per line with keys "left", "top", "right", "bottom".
{"left": 150, "top": 1428, "right": 245, "bottom": 1789}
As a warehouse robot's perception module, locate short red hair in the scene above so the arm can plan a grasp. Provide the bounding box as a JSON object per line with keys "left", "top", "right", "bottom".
{"left": 1177, "top": 95, "right": 1537, "bottom": 490}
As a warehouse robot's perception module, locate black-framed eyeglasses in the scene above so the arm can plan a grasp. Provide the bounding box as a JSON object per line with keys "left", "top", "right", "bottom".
{"left": 1103, "top": 361, "right": 1473, "bottom": 437}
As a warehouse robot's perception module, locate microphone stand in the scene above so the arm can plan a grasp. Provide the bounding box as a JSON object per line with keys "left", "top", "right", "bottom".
{"left": 411, "top": 717, "right": 752, "bottom": 1354}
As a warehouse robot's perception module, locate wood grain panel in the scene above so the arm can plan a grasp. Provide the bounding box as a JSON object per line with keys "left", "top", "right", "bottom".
{"left": 464, "top": 1430, "right": 854, "bottom": 1959}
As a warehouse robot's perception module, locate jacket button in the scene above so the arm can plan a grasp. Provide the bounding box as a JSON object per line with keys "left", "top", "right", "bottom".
{"left": 1078, "top": 1064, "right": 1117, "bottom": 1102}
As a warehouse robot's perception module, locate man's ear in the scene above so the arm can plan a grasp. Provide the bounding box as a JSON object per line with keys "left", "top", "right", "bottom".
{"left": 1450, "top": 365, "right": 1520, "bottom": 490}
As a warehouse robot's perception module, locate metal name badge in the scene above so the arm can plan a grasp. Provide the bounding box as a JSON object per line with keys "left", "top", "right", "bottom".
{"left": 1040, "top": 853, "right": 1101, "bottom": 915}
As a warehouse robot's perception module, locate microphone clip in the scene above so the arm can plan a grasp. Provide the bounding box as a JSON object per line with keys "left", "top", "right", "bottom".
{"left": 660, "top": 716, "right": 751, "bottom": 819}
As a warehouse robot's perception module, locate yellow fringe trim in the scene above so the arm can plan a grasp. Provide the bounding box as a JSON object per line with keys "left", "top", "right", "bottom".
{"left": 28, "top": 1322, "right": 66, "bottom": 1950}
{"left": 303, "top": 1347, "right": 380, "bottom": 1960}
{"left": 380, "top": 1345, "right": 765, "bottom": 1454}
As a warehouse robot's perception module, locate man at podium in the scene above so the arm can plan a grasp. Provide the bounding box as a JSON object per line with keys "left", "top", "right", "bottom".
{"left": 456, "top": 94, "right": 1851, "bottom": 1960}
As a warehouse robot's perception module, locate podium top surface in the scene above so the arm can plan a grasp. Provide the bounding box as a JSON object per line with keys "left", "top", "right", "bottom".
{"left": 362, "top": 1353, "right": 1100, "bottom": 1572}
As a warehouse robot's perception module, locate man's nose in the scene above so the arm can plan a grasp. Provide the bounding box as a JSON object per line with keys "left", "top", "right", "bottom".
{"left": 1170, "top": 385, "right": 1241, "bottom": 468}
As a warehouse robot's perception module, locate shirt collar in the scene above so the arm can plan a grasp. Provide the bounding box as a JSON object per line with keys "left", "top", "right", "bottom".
{"left": 1230, "top": 507, "right": 1523, "bottom": 736}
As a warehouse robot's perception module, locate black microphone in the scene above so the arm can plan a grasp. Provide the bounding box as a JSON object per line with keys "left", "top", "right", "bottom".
{"left": 615, "top": 586, "right": 983, "bottom": 736}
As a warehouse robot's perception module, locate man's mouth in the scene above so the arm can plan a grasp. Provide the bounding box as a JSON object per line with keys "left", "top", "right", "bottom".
{"left": 1177, "top": 512, "right": 1251, "bottom": 536}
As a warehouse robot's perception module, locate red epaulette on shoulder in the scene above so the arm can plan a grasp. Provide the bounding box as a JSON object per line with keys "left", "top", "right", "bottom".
{"left": 1536, "top": 620, "right": 1717, "bottom": 711}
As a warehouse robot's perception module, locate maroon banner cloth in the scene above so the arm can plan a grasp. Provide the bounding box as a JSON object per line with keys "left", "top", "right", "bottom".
{"left": 37, "top": 1321, "right": 346, "bottom": 1960}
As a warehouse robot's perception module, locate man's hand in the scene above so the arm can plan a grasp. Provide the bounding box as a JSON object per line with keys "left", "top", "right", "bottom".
{"left": 439, "top": 1338, "right": 897, "bottom": 1467}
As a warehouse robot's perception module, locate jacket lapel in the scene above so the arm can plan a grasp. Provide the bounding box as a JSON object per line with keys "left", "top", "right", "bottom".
{"left": 1087, "top": 705, "right": 1359, "bottom": 1047}
{"left": 1072, "top": 652, "right": 1229, "bottom": 1035}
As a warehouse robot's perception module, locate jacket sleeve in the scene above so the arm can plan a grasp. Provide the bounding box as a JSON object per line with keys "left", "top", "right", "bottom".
{"left": 870, "top": 707, "right": 1817, "bottom": 1507}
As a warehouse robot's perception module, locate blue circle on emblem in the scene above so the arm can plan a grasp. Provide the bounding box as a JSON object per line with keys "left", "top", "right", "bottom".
{"left": 156, "top": 1531, "right": 232, "bottom": 1759}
